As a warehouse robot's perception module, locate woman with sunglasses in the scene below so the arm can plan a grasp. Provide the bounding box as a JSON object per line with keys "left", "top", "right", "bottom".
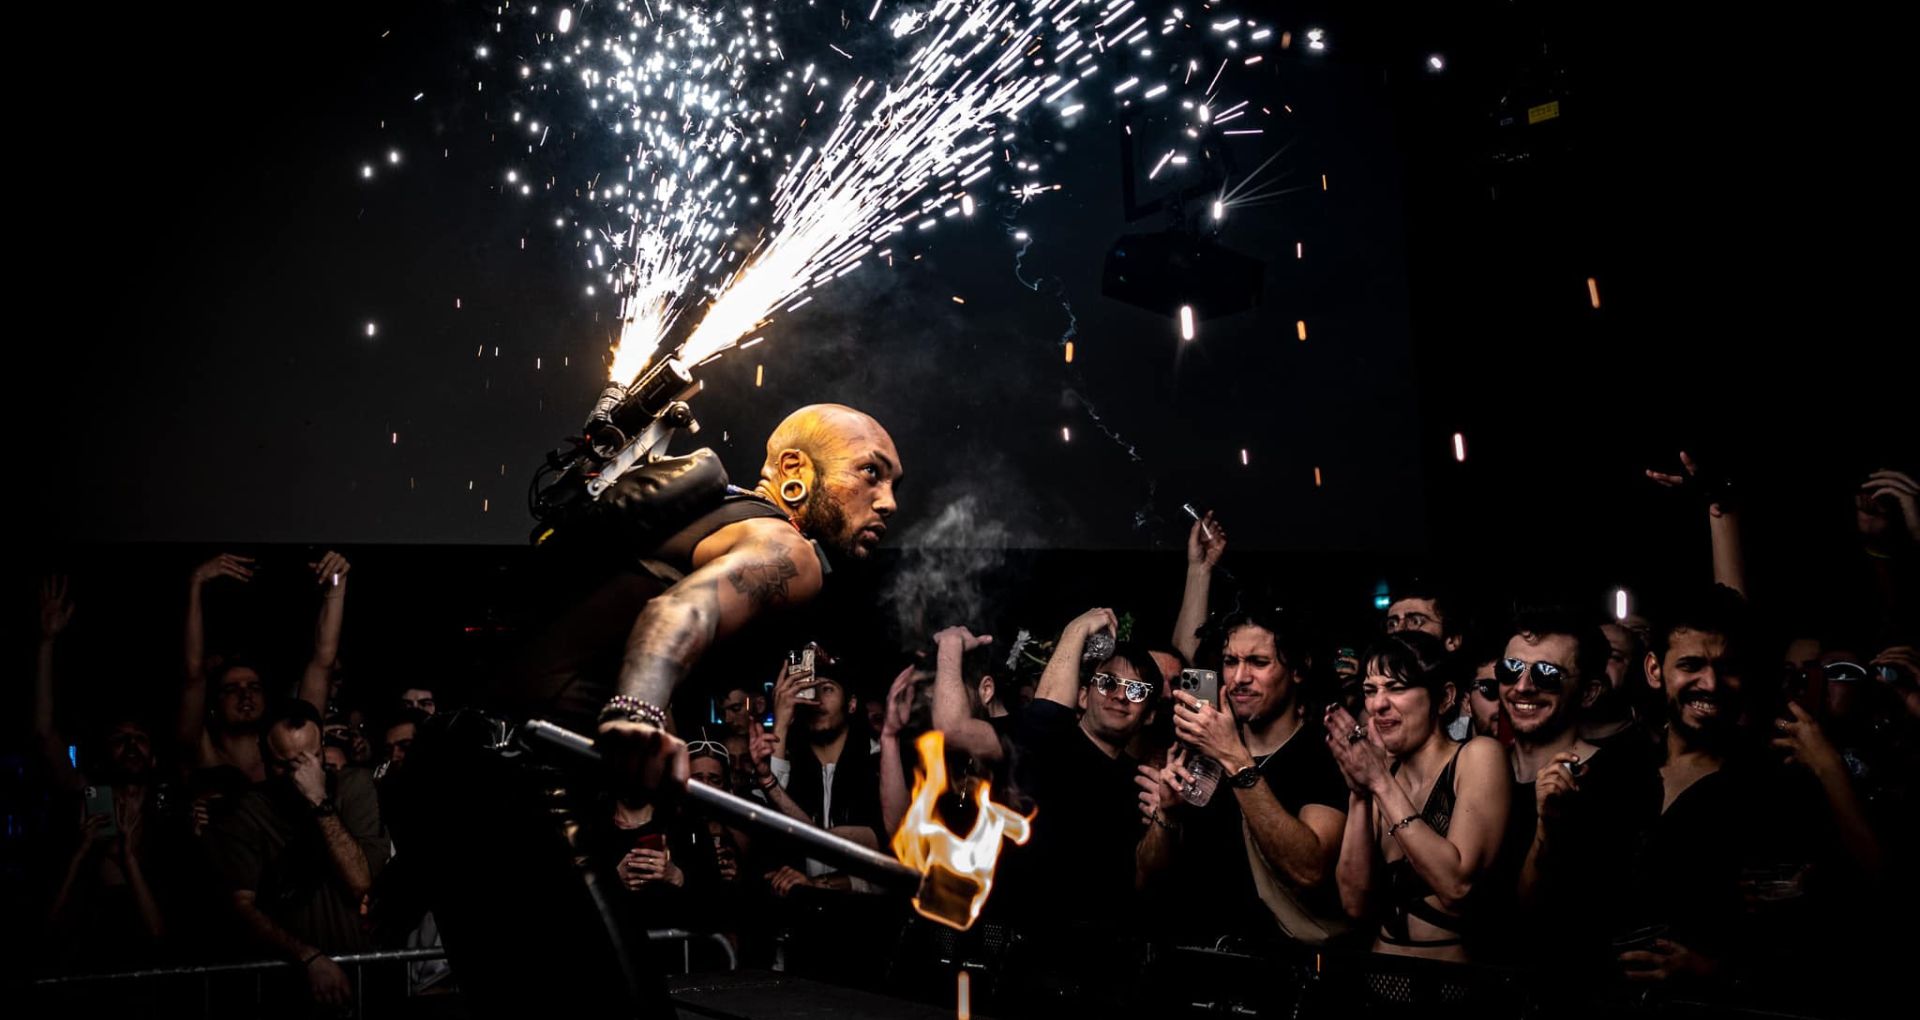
{"left": 1326, "top": 631, "right": 1510, "bottom": 964}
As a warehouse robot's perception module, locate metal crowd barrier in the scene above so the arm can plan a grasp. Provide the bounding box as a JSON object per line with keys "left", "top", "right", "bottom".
{"left": 29, "top": 929, "right": 737, "bottom": 1019}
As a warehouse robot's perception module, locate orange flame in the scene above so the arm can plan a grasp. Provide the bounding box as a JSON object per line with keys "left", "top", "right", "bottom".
{"left": 891, "top": 730, "right": 1032, "bottom": 931}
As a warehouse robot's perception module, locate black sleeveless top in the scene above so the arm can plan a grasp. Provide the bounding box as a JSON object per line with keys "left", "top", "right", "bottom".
{"left": 1380, "top": 745, "right": 1471, "bottom": 948}
{"left": 486, "top": 488, "right": 826, "bottom": 730}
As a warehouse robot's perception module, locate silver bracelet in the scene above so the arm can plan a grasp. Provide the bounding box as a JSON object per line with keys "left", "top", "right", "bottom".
{"left": 1388, "top": 813, "right": 1422, "bottom": 838}
{"left": 598, "top": 695, "right": 667, "bottom": 729}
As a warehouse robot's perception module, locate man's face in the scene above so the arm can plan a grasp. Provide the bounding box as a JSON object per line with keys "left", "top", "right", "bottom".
{"left": 1500, "top": 632, "right": 1583, "bottom": 740}
{"left": 1467, "top": 661, "right": 1503, "bottom": 738}
{"left": 1648, "top": 628, "right": 1743, "bottom": 741}
{"left": 106, "top": 722, "right": 154, "bottom": 780}
{"left": 1600, "top": 624, "right": 1635, "bottom": 691}
{"left": 216, "top": 667, "right": 266, "bottom": 729}
{"left": 798, "top": 421, "right": 902, "bottom": 560}
{"left": 800, "top": 679, "right": 854, "bottom": 738}
{"left": 690, "top": 756, "right": 728, "bottom": 791}
{"left": 720, "top": 688, "right": 754, "bottom": 737}
{"left": 265, "top": 721, "right": 322, "bottom": 780}
{"left": 1078, "top": 655, "right": 1153, "bottom": 742}
{"left": 399, "top": 688, "right": 437, "bottom": 716}
{"left": 1385, "top": 598, "right": 1450, "bottom": 647}
{"left": 384, "top": 722, "right": 417, "bottom": 766}
{"left": 1221, "top": 625, "right": 1294, "bottom": 725}
{"left": 321, "top": 746, "right": 349, "bottom": 774}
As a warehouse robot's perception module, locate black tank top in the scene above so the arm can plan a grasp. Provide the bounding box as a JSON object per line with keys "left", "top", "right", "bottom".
{"left": 487, "top": 488, "right": 824, "bottom": 729}
{"left": 1380, "top": 745, "right": 1471, "bottom": 947}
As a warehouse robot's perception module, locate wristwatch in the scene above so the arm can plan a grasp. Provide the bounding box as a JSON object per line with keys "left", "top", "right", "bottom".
{"left": 1228, "top": 763, "right": 1263, "bottom": 789}
{"left": 311, "top": 797, "right": 337, "bottom": 818}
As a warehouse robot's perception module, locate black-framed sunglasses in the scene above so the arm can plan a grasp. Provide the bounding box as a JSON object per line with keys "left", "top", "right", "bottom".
{"left": 1496, "top": 657, "right": 1572, "bottom": 693}
{"left": 1092, "top": 673, "right": 1157, "bottom": 704}
{"left": 1469, "top": 678, "right": 1501, "bottom": 700}
{"left": 1788, "top": 661, "right": 1871, "bottom": 685}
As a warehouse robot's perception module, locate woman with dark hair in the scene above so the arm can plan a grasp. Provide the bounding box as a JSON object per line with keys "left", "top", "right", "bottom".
{"left": 1327, "top": 631, "right": 1509, "bottom": 964}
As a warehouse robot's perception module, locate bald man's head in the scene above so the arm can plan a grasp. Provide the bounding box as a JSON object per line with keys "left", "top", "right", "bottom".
{"left": 760, "top": 404, "right": 902, "bottom": 560}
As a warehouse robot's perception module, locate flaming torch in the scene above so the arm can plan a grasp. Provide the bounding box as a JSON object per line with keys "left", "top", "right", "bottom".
{"left": 891, "top": 730, "right": 1032, "bottom": 931}
{"left": 519, "top": 722, "right": 1029, "bottom": 930}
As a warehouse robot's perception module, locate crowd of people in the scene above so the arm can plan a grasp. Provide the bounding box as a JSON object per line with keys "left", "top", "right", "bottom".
{"left": 13, "top": 459, "right": 1918, "bottom": 1018}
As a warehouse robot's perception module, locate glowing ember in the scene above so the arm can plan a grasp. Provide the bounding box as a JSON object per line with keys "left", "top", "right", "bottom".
{"left": 1179, "top": 304, "right": 1196, "bottom": 340}
{"left": 1587, "top": 276, "right": 1602, "bottom": 308}
{"left": 891, "top": 731, "right": 1031, "bottom": 931}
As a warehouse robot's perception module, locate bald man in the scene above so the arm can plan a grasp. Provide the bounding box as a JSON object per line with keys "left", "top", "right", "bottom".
{"left": 399, "top": 405, "right": 901, "bottom": 1016}
{"left": 597, "top": 403, "right": 903, "bottom": 795}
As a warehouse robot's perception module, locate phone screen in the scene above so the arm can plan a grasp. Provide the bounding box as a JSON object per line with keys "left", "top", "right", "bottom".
{"left": 83, "top": 786, "right": 119, "bottom": 837}
{"left": 633, "top": 832, "right": 667, "bottom": 853}
{"left": 761, "top": 681, "right": 775, "bottom": 731}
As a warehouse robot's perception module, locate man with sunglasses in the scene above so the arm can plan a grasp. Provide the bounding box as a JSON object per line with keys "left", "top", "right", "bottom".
{"left": 990, "top": 608, "right": 1161, "bottom": 936}
{"left": 1500, "top": 607, "right": 1660, "bottom": 978}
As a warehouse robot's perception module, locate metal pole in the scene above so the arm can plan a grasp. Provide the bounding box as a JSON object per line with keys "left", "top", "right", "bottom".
{"left": 519, "top": 719, "right": 922, "bottom": 893}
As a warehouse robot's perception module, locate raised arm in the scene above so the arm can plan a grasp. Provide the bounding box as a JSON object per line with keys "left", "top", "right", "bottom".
{"left": 297, "top": 551, "right": 350, "bottom": 715}
{"left": 1036, "top": 608, "right": 1118, "bottom": 708}
{"left": 930, "top": 627, "right": 1003, "bottom": 763}
{"left": 34, "top": 577, "right": 80, "bottom": 790}
{"left": 877, "top": 664, "right": 918, "bottom": 836}
{"left": 1646, "top": 452, "right": 1745, "bottom": 596}
{"left": 179, "top": 554, "right": 254, "bottom": 762}
{"left": 1173, "top": 513, "right": 1227, "bottom": 661}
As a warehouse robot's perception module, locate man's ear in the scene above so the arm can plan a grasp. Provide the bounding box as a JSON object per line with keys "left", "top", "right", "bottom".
{"left": 978, "top": 676, "right": 996, "bottom": 706}
{"left": 777, "top": 448, "right": 817, "bottom": 487}
{"left": 1643, "top": 652, "right": 1663, "bottom": 691}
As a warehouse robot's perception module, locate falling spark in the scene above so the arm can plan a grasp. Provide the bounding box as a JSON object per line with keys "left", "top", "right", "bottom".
{"left": 1587, "top": 277, "right": 1601, "bottom": 308}
{"left": 1453, "top": 432, "right": 1466, "bottom": 462}
{"left": 957, "top": 973, "right": 972, "bottom": 1020}
{"left": 1614, "top": 588, "right": 1630, "bottom": 621}
{"left": 1314, "top": 467, "right": 1323, "bottom": 487}
{"left": 1296, "top": 242, "right": 1303, "bottom": 259}
{"left": 365, "top": 322, "right": 377, "bottom": 337}
{"left": 1240, "top": 448, "right": 1249, "bottom": 466}
{"left": 755, "top": 364, "right": 764, "bottom": 387}
{"left": 1062, "top": 426, "right": 1071, "bottom": 442}
{"left": 391, "top": 432, "right": 398, "bottom": 445}
{"left": 1295, "top": 319, "right": 1307, "bottom": 341}
{"left": 557, "top": 8, "right": 573, "bottom": 34}
{"left": 952, "top": 296, "right": 966, "bottom": 304}
{"left": 1064, "top": 341, "right": 1075, "bottom": 363}
{"left": 1179, "top": 304, "right": 1196, "bottom": 340}
{"left": 1321, "top": 173, "right": 1328, "bottom": 191}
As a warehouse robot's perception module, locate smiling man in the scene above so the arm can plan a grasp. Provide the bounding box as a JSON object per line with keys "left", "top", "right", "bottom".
{"left": 1499, "top": 606, "right": 1661, "bottom": 975}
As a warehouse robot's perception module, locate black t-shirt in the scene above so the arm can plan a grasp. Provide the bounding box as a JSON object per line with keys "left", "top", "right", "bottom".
{"left": 1166, "top": 723, "right": 1350, "bottom": 940}
{"left": 1494, "top": 740, "right": 1663, "bottom": 967}
{"left": 988, "top": 699, "right": 1143, "bottom": 931}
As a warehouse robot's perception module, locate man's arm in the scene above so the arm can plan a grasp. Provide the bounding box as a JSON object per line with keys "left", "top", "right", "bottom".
{"left": 1035, "top": 608, "right": 1117, "bottom": 708}
{"left": 180, "top": 554, "right": 253, "bottom": 764}
{"left": 601, "top": 522, "right": 824, "bottom": 799}
{"left": 290, "top": 752, "right": 376, "bottom": 901}
{"left": 297, "top": 552, "right": 350, "bottom": 715}
{"left": 34, "top": 577, "right": 81, "bottom": 791}
{"left": 616, "top": 522, "right": 823, "bottom": 709}
{"left": 1646, "top": 453, "right": 1745, "bottom": 596}
{"left": 1239, "top": 790, "right": 1346, "bottom": 892}
{"left": 931, "top": 628, "right": 1002, "bottom": 763}
{"left": 232, "top": 890, "right": 354, "bottom": 1004}
{"left": 878, "top": 665, "right": 917, "bottom": 836}
{"left": 1172, "top": 515, "right": 1226, "bottom": 661}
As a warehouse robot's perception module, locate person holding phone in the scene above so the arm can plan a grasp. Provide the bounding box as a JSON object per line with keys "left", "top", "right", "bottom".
{"left": 1137, "top": 605, "right": 1352, "bottom": 946}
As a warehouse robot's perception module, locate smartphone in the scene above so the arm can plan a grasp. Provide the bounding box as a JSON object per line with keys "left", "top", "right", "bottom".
{"left": 83, "top": 785, "right": 119, "bottom": 837}
{"left": 789, "top": 646, "right": 819, "bottom": 702}
{"left": 1611, "top": 924, "right": 1669, "bottom": 965}
{"left": 633, "top": 832, "right": 667, "bottom": 854}
{"left": 760, "top": 682, "right": 775, "bottom": 731}
{"left": 1178, "top": 668, "right": 1220, "bottom": 706}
